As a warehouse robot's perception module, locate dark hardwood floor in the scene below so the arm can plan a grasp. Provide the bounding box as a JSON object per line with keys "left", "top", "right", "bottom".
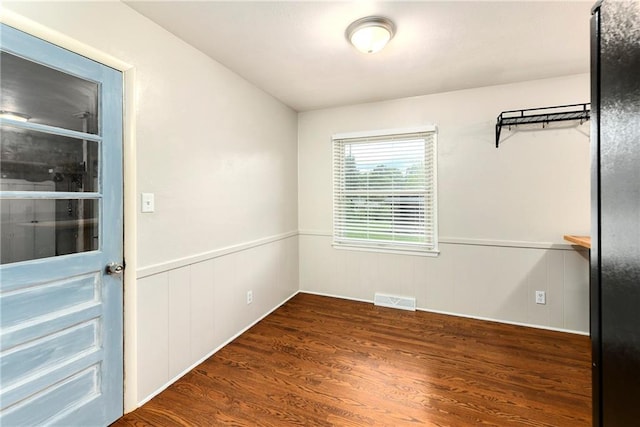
{"left": 113, "top": 293, "right": 591, "bottom": 426}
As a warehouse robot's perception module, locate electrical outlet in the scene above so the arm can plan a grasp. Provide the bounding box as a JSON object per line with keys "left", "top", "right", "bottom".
{"left": 535, "top": 291, "right": 546, "bottom": 305}
{"left": 247, "top": 290, "right": 253, "bottom": 305}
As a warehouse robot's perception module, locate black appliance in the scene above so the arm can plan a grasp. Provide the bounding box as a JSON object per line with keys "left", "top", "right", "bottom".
{"left": 590, "top": 1, "right": 640, "bottom": 425}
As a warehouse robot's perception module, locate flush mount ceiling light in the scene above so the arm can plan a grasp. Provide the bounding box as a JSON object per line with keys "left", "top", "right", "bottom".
{"left": 346, "top": 16, "right": 396, "bottom": 54}
{"left": 0, "top": 110, "right": 30, "bottom": 122}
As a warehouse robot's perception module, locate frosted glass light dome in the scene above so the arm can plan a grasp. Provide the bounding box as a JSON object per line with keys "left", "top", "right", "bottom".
{"left": 346, "top": 16, "right": 396, "bottom": 54}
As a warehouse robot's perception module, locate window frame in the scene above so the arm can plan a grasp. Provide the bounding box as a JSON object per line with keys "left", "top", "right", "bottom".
{"left": 332, "top": 125, "right": 439, "bottom": 257}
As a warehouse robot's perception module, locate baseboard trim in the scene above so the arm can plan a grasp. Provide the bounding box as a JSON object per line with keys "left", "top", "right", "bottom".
{"left": 416, "top": 307, "right": 589, "bottom": 336}
{"left": 299, "top": 290, "right": 373, "bottom": 305}
{"left": 298, "top": 291, "right": 589, "bottom": 336}
{"left": 136, "top": 289, "right": 300, "bottom": 408}
{"left": 137, "top": 230, "right": 298, "bottom": 278}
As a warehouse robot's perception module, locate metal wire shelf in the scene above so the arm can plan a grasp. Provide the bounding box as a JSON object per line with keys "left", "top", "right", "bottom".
{"left": 495, "top": 103, "right": 590, "bottom": 147}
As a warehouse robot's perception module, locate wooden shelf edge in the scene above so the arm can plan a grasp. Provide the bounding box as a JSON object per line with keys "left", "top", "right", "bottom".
{"left": 563, "top": 235, "right": 591, "bottom": 249}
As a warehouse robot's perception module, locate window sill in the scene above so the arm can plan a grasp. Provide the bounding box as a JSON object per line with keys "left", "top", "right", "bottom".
{"left": 332, "top": 243, "right": 440, "bottom": 257}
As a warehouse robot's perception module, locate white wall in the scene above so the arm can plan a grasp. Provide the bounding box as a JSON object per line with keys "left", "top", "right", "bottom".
{"left": 298, "top": 74, "right": 590, "bottom": 332}
{"left": 2, "top": 1, "right": 299, "bottom": 407}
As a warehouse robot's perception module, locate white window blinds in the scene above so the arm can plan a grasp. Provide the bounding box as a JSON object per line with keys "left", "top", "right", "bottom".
{"left": 332, "top": 127, "right": 438, "bottom": 254}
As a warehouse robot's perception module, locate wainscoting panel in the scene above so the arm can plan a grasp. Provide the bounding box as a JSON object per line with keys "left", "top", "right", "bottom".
{"left": 299, "top": 234, "right": 589, "bottom": 334}
{"left": 190, "top": 260, "right": 216, "bottom": 363}
{"left": 136, "top": 234, "right": 299, "bottom": 405}
{"left": 167, "top": 266, "right": 191, "bottom": 379}
{"left": 136, "top": 272, "right": 169, "bottom": 401}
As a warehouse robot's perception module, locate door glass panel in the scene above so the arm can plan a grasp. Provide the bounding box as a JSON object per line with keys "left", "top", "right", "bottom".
{"left": 0, "top": 198, "right": 99, "bottom": 264}
{"left": 0, "top": 126, "right": 99, "bottom": 192}
{"left": 0, "top": 51, "right": 99, "bottom": 134}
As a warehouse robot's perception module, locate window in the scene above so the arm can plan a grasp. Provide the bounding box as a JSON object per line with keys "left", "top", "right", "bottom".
{"left": 332, "top": 126, "right": 438, "bottom": 255}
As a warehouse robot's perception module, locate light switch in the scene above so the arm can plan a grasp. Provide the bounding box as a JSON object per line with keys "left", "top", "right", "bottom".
{"left": 141, "top": 193, "right": 155, "bottom": 213}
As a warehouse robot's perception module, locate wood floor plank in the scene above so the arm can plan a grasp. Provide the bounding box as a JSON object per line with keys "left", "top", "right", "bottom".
{"left": 113, "top": 293, "right": 591, "bottom": 426}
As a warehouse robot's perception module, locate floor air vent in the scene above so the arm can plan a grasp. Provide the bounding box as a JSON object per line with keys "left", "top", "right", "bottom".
{"left": 374, "top": 293, "right": 416, "bottom": 311}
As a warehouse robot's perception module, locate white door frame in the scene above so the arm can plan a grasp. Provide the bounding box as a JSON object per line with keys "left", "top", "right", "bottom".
{"left": 1, "top": 8, "right": 140, "bottom": 413}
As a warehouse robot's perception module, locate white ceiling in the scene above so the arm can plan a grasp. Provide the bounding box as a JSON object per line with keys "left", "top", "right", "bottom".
{"left": 124, "top": 1, "right": 592, "bottom": 112}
